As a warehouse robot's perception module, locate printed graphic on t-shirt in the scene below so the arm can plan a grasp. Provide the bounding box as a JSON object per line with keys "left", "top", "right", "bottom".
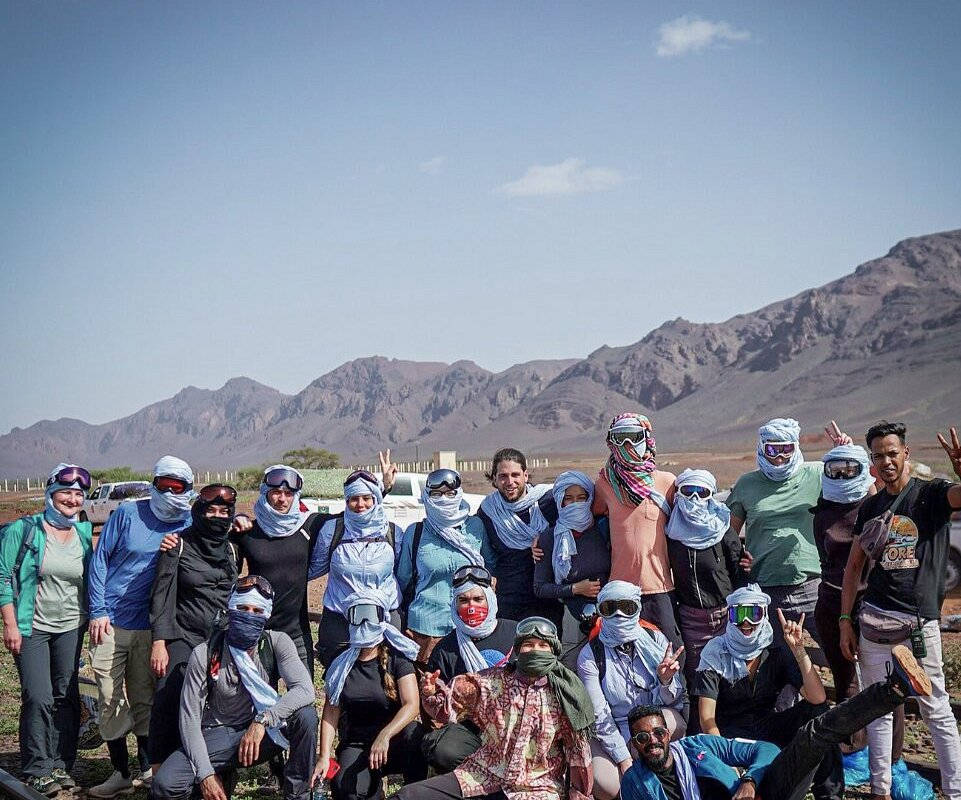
{"left": 880, "top": 515, "right": 920, "bottom": 570}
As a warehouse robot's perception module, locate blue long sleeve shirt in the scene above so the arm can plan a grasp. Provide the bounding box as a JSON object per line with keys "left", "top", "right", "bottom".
{"left": 620, "top": 735, "right": 779, "bottom": 800}
{"left": 87, "top": 499, "right": 189, "bottom": 630}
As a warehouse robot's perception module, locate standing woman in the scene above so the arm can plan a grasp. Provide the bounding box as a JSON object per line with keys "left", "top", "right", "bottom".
{"left": 147, "top": 484, "right": 239, "bottom": 770}
{"left": 396, "top": 468, "right": 493, "bottom": 664}
{"left": 533, "top": 470, "right": 611, "bottom": 632}
{"left": 313, "top": 591, "right": 426, "bottom": 800}
{"left": 309, "top": 471, "right": 403, "bottom": 668}
{"left": 665, "top": 468, "right": 749, "bottom": 690}
{"left": 0, "top": 463, "right": 93, "bottom": 796}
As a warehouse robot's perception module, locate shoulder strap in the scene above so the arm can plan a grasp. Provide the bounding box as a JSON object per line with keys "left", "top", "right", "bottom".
{"left": 328, "top": 517, "right": 346, "bottom": 559}
{"left": 589, "top": 635, "right": 607, "bottom": 683}
{"left": 404, "top": 521, "right": 425, "bottom": 598}
{"left": 11, "top": 517, "right": 39, "bottom": 600}
{"left": 888, "top": 479, "right": 915, "bottom": 517}
{"left": 258, "top": 633, "right": 278, "bottom": 686}
{"left": 302, "top": 512, "right": 323, "bottom": 541}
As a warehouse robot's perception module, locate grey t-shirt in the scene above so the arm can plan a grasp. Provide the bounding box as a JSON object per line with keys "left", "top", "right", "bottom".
{"left": 34, "top": 533, "right": 86, "bottom": 633}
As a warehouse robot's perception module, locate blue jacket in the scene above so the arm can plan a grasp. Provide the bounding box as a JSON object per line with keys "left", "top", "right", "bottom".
{"left": 88, "top": 499, "right": 188, "bottom": 629}
{"left": 620, "top": 735, "right": 780, "bottom": 800}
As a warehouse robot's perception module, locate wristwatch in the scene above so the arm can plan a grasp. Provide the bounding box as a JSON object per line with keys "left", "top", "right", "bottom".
{"left": 254, "top": 711, "right": 272, "bottom": 727}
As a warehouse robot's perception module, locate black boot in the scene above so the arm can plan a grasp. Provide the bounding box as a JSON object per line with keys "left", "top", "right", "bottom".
{"left": 136, "top": 735, "right": 151, "bottom": 773}
{"left": 106, "top": 737, "right": 130, "bottom": 778}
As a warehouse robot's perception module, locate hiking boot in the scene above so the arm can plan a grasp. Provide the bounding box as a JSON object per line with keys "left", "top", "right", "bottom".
{"left": 26, "top": 776, "right": 62, "bottom": 797}
{"left": 51, "top": 769, "right": 76, "bottom": 788}
{"left": 886, "top": 645, "right": 932, "bottom": 698}
{"left": 88, "top": 771, "right": 134, "bottom": 798}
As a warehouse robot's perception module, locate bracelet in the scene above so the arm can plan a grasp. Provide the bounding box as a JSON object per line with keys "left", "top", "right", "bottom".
{"left": 838, "top": 614, "right": 853, "bottom": 624}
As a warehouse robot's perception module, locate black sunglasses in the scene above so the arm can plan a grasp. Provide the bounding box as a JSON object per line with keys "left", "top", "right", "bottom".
{"left": 632, "top": 726, "right": 669, "bottom": 744}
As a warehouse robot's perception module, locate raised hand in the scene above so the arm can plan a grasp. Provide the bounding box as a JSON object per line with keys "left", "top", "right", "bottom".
{"left": 379, "top": 449, "right": 398, "bottom": 491}
{"left": 936, "top": 427, "right": 961, "bottom": 480}
{"left": 777, "top": 608, "right": 806, "bottom": 654}
{"left": 825, "top": 420, "right": 853, "bottom": 447}
{"left": 531, "top": 536, "right": 544, "bottom": 562}
{"left": 739, "top": 548, "right": 753, "bottom": 574}
{"left": 656, "top": 643, "right": 685, "bottom": 685}
{"left": 420, "top": 669, "right": 442, "bottom": 699}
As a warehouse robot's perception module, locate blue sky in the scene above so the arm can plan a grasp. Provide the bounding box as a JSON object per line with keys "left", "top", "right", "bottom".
{"left": 2, "top": 1, "right": 960, "bottom": 433}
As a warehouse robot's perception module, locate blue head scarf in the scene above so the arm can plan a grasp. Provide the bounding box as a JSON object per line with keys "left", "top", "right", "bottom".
{"left": 666, "top": 469, "right": 730, "bottom": 550}
{"left": 254, "top": 464, "right": 309, "bottom": 538}
{"left": 43, "top": 463, "right": 86, "bottom": 529}
{"left": 343, "top": 475, "right": 390, "bottom": 541}
{"left": 756, "top": 418, "right": 804, "bottom": 481}
{"left": 597, "top": 580, "right": 665, "bottom": 687}
{"left": 421, "top": 482, "right": 479, "bottom": 564}
{"left": 697, "top": 584, "right": 773, "bottom": 683}
{"left": 821, "top": 445, "right": 873, "bottom": 504}
{"left": 479, "top": 483, "right": 550, "bottom": 550}
{"left": 148, "top": 456, "right": 195, "bottom": 523}
{"left": 550, "top": 471, "right": 595, "bottom": 583}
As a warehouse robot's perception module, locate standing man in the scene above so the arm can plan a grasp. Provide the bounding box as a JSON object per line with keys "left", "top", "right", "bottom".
{"left": 726, "top": 418, "right": 850, "bottom": 657}
{"left": 840, "top": 421, "right": 961, "bottom": 800}
{"left": 88, "top": 456, "right": 195, "bottom": 798}
{"left": 592, "top": 413, "right": 681, "bottom": 650}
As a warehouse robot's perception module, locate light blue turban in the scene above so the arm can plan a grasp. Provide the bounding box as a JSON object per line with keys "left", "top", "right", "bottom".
{"left": 149, "top": 455, "right": 194, "bottom": 523}
{"left": 821, "top": 445, "right": 873, "bottom": 504}
{"left": 756, "top": 418, "right": 804, "bottom": 481}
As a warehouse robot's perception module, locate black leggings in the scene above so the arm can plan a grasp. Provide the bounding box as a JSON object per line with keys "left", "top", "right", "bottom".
{"left": 332, "top": 722, "right": 426, "bottom": 800}
{"left": 148, "top": 638, "right": 195, "bottom": 765}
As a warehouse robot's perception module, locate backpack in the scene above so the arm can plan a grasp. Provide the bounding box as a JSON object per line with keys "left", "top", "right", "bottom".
{"left": 327, "top": 517, "right": 399, "bottom": 559}
{"left": 399, "top": 522, "right": 425, "bottom": 627}
{"left": 0, "top": 516, "right": 41, "bottom": 601}
{"left": 205, "top": 627, "right": 279, "bottom": 701}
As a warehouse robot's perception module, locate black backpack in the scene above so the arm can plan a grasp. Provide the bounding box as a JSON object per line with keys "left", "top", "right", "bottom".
{"left": 0, "top": 516, "right": 41, "bottom": 601}
{"left": 205, "top": 627, "right": 279, "bottom": 701}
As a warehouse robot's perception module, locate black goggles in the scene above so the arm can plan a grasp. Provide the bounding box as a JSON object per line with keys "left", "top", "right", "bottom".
{"left": 264, "top": 467, "right": 303, "bottom": 492}
{"left": 823, "top": 459, "right": 864, "bottom": 480}
{"left": 598, "top": 598, "right": 641, "bottom": 618}
{"left": 234, "top": 575, "right": 274, "bottom": 600}
{"left": 47, "top": 466, "right": 92, "bottom": 491}
{"left": 452, "top": 565, "right": 492, "bottom": 588}
{"left": 344, "top": 469, "right": 378, "bottom": 489}
{"left": 425, "top": 468, "right": 462, "bottom": 492}
{"left": 198, "top": 484, "right": 237, "bottom": 505}
{"left": 347, "top": 603, "right": 386, "bottom": 626}
{"left": 515, "top": 616, "right": 558, "bottom": 640}
{"left": 632, "top": 726, "right": 669, "bottom": 745}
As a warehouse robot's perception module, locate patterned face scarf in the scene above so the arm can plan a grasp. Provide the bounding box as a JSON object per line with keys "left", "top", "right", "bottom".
{"left": 604, "top": 412, "right": 657, "bottom": 507}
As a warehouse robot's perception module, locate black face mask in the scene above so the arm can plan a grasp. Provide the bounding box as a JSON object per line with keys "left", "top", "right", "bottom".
{"left": 190, "top": 501, "right": 235, "bottom": 563}
{"left": 201, "top": 515, "right": 233, "bottom": 537}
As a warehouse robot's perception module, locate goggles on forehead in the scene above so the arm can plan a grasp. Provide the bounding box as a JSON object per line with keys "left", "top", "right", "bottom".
{"left": 47, "top": 466, "right": 92, "bottom": 491}
{"left": 264, "top": 467, "right": 303, "bottom": 492}
{"left": 452, "top": 564, "right": 492, "bottom": 588}
{"left": 729, "top": 604, "right": 766, "bottom": 626}
{"left": 763, "top": 442, "right": 796, "bottom": 459}
{"left": 610, "top": 428, "right": 649, "bottom": 448}
{"left": 347, "top": 603, "right": 386, "bottom": 626}
{"left": 678, "top": 484, "right": 713, "bottom": 499}
{"left": 516, "top": 616, "right": 558, "bottom": 640}
{"left": 598, "top": 598, "right": 641, "bottom": 618}
{"left": 153, "top": 475, "right": 192, "bottom": 495}
{"left": 198, "top": 484, "right": 237, "bottom": 504}
{"left": 344, "top": 469, "right": 378, "bottom": 489}
{"left": 823, "top": 459, "right": 864, "bottom": 480}
{"left": 235, "top": 574, "right": 274, "bottom": 601}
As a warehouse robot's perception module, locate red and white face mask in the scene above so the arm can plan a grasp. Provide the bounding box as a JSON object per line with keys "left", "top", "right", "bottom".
{"left": 458, "top": 602, "right": 490, "bottom": 628}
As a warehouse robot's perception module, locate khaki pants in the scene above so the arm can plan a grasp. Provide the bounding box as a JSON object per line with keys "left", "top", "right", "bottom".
{"left": 91, "top": 627, "right": 155, "bottom": 741}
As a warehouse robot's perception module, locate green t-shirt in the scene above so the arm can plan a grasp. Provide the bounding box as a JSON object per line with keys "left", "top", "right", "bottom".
{"left": 34, "top": 533, "right": 86, "bottom": 633}
{"left": 726, "top": 462, "right": 823, "bottom": 587}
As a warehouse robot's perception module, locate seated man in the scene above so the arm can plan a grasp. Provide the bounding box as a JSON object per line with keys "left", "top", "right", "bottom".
{"left": 621, "top": 644, "right": 932, "bottom": 800}
{"left": 151, "top": 577, "right": 318, "bottom": 800}
{"left": 398, "top": 616, "right": 593, "bottom": 800}
{"left": 694, "top": 585, "right": 842, "bottom": 800}
{"left": 422, "top": 565, "right": 517, "bottom": 773}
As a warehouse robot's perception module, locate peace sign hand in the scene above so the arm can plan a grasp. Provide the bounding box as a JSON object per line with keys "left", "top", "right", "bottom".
{"left": 656, "top": 643, "right": 685, "bottom": 685}
{"left": 378, "top": 449, "right": 398, "bottom": 492}
{"left": 777, "top": 608, "right": 806, "bottom": 656}
{"left": 824, "top": 420, "right": 853, "bottom": 447}
{"left": 936, "top": 427, "right": 961, "bottom": 480}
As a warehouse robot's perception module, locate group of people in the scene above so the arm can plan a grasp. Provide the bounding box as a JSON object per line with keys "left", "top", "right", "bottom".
{"left": 1, "top": 414, "right": 960, "bottom": 800}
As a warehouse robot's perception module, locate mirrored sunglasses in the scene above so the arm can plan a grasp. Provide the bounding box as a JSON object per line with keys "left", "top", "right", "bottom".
{"left": 632, "top": 726, "right": 669, "bottom": 744}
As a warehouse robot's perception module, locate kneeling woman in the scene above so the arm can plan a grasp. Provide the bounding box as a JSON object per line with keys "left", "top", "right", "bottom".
{"left": 314, "top": 591, "right": 426, "bottom": 800}
{"left": 577, "top": 580, "right": 687, "bottom": 800}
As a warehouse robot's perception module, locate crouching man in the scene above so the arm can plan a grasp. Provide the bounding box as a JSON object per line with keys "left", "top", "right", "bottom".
{"left": 151, "top": 577, "right": 318, "bottom": 800}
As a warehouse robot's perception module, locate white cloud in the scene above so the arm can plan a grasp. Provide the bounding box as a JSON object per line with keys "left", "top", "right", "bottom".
{"left": 655, "top": 14, "right": 750, "bottom": 57}
{"left": 498, "top": 158, "right": 624, "bottom": 197}
{"left": 419, "top": 156, "right": 446, "bottom": 175}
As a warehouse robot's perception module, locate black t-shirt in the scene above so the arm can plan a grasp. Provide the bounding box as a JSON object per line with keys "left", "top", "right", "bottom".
{"left": 338, "top": 646, "right": 415, "bottom": 746}
{"left": 666, "top": 527, "right": 745, "bottom": 609}
{"left": 427, "top": 618, "right": 518, "bottom": 681}
{"left": 854, "top": 478, "right": 955, "bottom": 620}
{"left": 652, "top": 764, "right": 683, "bottom": 800}
{"left": 693, "top": 647, "right": 802, "bottom": 737}
{"left": 812, "top": 496, "right": 866, "bottom": 589}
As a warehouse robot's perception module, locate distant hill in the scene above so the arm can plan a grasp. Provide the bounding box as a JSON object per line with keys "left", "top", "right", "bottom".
{"left": 2, "top": 229, "right": 959, "bottom": 474}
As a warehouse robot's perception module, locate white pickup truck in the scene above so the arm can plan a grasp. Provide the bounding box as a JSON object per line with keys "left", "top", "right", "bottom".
{"left": 80, "top": 481, "right": 152, "bottom": 526}
{"left": 303, "top": 472, "right": 486, "bottom": 529}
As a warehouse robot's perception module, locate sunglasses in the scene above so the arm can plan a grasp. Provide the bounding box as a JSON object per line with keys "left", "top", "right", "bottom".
{"left": 264, "top": 467, "right": 303, "bottom": 492}
{"left": 452, "top": 565, "right": 493, "bottom": 588}
{"left": 425, "top": 468, "right": 461, "bottom": 492}
{"left": 599, "top": 598, "right": 641, "bottom": 618}
{"left": 610, "top": 429, "right": 648, "bottom": 447}
{"left": 344, "top": 469, "right": 378, "bottom": 488}
{"left": 235, "top": 575, "right": 275, "bottom": 600}
{"left": 632, "top": 726, "right": 669, "bottom": 745}
{"left": 516, "top": 616, "right": 558, "bottom": 639}
{"left": 347, "top": 603, "right": 386, "bottom": 626}
{"left": 763, "top": 442, "right": 796, "bottom": 458}
{"left": 728, "top": 604, "right": 766, "bottom": 626}
{"left": 47, "top": 466, "right": 92, "bottom": 491}
{"left": 198, "top": 484, "right": 237, "bottom": 504}
{"left": 153, "top": 475, "right": 192, "bottom": 495}
{"left": 823, "top": 459, "right": 864, "bottom": 480}
{"left": 678, "top": 484, "right": 712, "bottom": 499}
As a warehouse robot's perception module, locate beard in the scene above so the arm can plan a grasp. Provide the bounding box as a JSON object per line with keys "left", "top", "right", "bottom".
{"left": 640, "top": 743, "right": 671, "bottom": 772}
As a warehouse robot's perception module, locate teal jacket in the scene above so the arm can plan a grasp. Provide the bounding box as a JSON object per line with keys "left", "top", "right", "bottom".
{"left": 0, "top": 513, "right": 94, "bottom": 636}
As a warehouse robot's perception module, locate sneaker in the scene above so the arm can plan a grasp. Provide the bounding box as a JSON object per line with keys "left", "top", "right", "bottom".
{"left": 88, "top": 771, "right": 134, "bottom": 799}
{"left": 136, "top": 768, "right": 153, "bottom": 787}
{"left": 26, "top": 776, "right": 62, "bottom": 797}
{"left": 887, "top": 645, "right": 932, "bottom": 698}
{"left": 51, "top": 769, "right": 76, "bottom": 789}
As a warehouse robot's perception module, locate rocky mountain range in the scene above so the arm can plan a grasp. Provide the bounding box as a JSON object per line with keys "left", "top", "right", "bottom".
{"left": 2, "top": 229, "right": 960, "bottom": 474}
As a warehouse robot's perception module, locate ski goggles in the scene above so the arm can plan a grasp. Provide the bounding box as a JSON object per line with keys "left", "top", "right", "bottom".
{"left": 678, "top": 484, "right": 713, "bottom": 499}
{"left": 598, "top": 598, "right": 641, "bottom": 618}
{"left": 47, "top": 466, "right": 92, "bottom": 490}
{"left": 426, "top": 468, "right": 461, "bottom": 492}
{"left": 610, "top": 429, "right": 649, "bottom": 448}
{"left": 452, "top": 565, "right": 493, "bottom": 589}
{"left": 762, "top": 442, "right": 796, "bottom": 458}
{"left": 153, "top": 475, "right": 193, "bottom": 495}
{"left": 631, "top": 726, "right": 669, "bottom": 745}
{"left": 823, "top": 459, "right": 864, "bottom": 480}
{"left": 346, "top": 603, "right": 387, "bottom": 626}
{"left": 263, "top": 467, "right": 303, "bottom": 492}
{"left": 198, "top": 484, "right": 237, "bottom": 504}
{"left": 515, "top": 616, "right": 558, "bottom": 640}
{"left": 344, "top": 469, "right": 378, "bottom": 489}
{"left": 728, "top": 604, "right": 767, "bottom": 626}
{"left": 235, "top": 574, "right": 274, "bottom": 601}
